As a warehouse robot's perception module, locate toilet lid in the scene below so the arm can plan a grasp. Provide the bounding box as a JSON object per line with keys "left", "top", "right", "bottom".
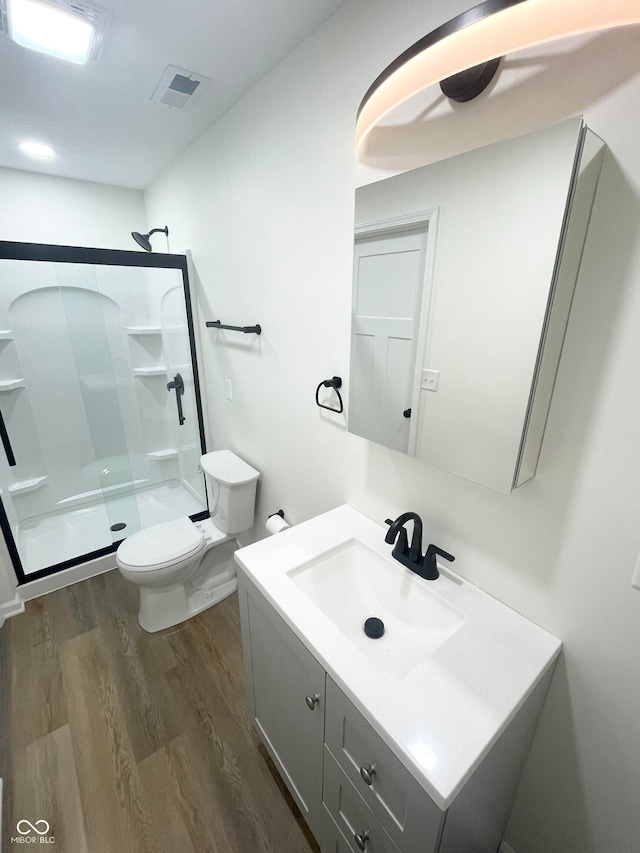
{"left": 200, "top": 450, "right": 260, "bottom": 485}
{"left": 116, "top": 517, "right": 205, "bottom": 570}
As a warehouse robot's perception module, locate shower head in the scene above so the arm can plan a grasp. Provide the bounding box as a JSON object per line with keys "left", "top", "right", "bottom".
{"left": 131, "top": 226, "right": 169, "bottom": 252}
{"left": 132, "top": 231, "right": 152, "bottom": 251}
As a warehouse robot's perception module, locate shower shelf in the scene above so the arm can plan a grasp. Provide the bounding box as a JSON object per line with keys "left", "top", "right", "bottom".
{"left": 0, "top": 379, "right": 24, "bottom": 391}
{"left": 126, "top": 326, "right": 162, "bottom": 336}
{"left": 132, "top": 367, "right": 167, "bottom": 377}
{"left": 9, "top": 476, "right": 48, "bottom": 495}
{"left": 146, "top": 449, "right": 178, "bottom": 461}
{"left": 0, "top": 330, "right": 13, "bottom": 340}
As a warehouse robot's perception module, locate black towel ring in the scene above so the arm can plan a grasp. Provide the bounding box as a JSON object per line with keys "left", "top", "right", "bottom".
{"left": 315, "top": 376, "right": 343, "bottom": 414}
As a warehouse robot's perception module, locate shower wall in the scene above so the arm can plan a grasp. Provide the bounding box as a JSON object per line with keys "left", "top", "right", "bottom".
{"left": 0, "top": 257, "right": 206, "bottom": 574}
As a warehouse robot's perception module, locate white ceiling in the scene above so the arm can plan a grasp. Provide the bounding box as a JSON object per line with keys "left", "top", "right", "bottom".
{"left": 0, "top": 0, "right": 346, "bottom": 189}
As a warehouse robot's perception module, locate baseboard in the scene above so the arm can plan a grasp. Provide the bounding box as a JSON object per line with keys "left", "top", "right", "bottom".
{"left": 0, "top": 594, "right": 25, "bottom": 620}
{"left": 500, "top": 842, "right": 517, "bottom": 853}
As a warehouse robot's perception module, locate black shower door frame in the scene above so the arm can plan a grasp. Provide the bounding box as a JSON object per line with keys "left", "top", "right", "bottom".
{"left": 0, "top": 240, "right": 208, "bottom": 584}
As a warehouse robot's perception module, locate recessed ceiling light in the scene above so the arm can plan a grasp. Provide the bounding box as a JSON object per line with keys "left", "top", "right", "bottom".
{"left": 18, "top": 140, "right": 56, "bottom": 159}
{"left": 5, "top": 0, "right": 104, "bottom": 64}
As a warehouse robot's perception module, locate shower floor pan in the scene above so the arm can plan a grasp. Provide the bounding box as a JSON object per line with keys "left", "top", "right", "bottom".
{"left": 17, "top": 480, "right": 205, "bottom": 576}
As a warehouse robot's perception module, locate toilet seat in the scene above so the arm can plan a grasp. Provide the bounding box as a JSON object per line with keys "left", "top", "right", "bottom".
{"left": 117, "top": 517, "right": 206, "bottom": 572}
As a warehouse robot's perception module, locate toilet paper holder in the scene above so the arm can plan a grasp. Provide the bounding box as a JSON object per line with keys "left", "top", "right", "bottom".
{"left": 315, "top": 376, "right": 343, "bottom": 414}
{"left": 266, "top": 509, "right": 290, "bottom": 535}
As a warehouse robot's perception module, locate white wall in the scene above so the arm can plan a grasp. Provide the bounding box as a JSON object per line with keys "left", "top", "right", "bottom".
{"left": 0, "top": 166, "right": 146, "bottom": 249}
{"left": 144, "top": 2, "right": 640, "bottom": 851}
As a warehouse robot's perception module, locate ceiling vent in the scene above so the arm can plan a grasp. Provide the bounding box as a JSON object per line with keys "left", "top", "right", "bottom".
{"left": 151, "top": 65, "right": 209, "bottom": 109}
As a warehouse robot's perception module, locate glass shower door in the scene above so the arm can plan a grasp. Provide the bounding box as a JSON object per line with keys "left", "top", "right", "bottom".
{"left": 56, "top": 262, "right": 143, "bottom": 548}
{"left": 0, "top": 243, "right": 208, "bottom": 583}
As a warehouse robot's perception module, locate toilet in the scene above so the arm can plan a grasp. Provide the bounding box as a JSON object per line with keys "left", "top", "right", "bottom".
{"left": 116, "top": 450, "right": 260, "bottom": 632}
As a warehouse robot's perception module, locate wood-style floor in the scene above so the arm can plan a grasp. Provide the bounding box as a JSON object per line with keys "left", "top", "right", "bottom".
{"left": 0, "top": 570, "right": 320, "bottom": 853}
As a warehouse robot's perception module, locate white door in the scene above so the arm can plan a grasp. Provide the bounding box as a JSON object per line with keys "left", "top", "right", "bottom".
{"left": 350, "top": 227, "right": 428, "bottom": 453}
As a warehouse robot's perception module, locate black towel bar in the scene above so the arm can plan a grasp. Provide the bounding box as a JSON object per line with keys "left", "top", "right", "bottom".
{"left": 206, "top": 320, "right": 261, "bottom": 335}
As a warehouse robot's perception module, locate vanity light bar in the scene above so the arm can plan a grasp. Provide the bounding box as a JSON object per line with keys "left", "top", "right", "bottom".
{"left": 356, "top": 0, "right": 640, "bottom": 149}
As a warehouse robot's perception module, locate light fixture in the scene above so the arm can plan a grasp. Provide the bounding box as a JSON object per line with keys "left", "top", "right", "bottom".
{"left": 18, "top": 139, "right": 56, "bottom": 159}
{"left": 131, "top": 227, "right": 169, "bottom": 253}
{"left": 3, "top": 0, "right": 105, "bottom": 64}
{"left": 356, "top": 0, "right": 640, "bottom": 149}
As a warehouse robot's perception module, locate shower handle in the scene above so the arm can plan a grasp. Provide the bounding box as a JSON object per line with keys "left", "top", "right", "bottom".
{"left": 167, "top": 373, "right": 186, "bottom": 426}
{"left": 0, "top": 409, "right": 16, "bottom": 467}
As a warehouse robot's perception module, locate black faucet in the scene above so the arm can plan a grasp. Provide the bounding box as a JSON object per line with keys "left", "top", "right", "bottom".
{"left": 384, "top": 512, "right": 455, "bottom": 580}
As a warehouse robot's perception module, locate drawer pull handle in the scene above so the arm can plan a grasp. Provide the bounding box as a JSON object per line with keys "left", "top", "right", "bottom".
{"left": 354, "top": 830, "right": 370, "bottom": 851}
{"left": 305, "top": 693, "right": 320, "bottom": 710}
{"left": 360, "top": 763, "right": 376, "bottom": 785}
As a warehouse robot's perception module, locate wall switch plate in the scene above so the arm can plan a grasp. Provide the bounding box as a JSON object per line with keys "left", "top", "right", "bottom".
{"left": 421, "top": 369, "right": 440, "bottom": 391}
{"left": 225, "top": 379, "right": 233, "bottom": 401}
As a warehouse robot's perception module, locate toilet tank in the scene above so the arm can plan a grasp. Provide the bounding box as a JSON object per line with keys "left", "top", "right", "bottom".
{"left": 201, "top": 450, "right": 260, "bottom": 535}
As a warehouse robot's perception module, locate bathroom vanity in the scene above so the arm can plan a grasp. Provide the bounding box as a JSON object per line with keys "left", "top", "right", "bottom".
{"left": 236, "top": 507, "right": 561, "bottom": 853}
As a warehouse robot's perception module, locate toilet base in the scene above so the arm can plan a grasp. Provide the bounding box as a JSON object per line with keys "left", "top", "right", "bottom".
{"left": 137, "top": 540, "right": 239, "bottom": 633}
{"left": 138, "top": 575, "right": 238, "bottom": 633}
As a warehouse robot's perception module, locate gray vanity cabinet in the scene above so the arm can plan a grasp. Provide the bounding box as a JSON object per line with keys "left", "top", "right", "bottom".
{"left": 239, "top": 580, "right": 325, "bottom": 839}
{"left": 239, "top": 572, "right": 546, "bottom": 853}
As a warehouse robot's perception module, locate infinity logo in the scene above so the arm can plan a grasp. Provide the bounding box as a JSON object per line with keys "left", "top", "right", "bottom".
{"left": 16, "top": 820, "right": 50, "bottom": 835}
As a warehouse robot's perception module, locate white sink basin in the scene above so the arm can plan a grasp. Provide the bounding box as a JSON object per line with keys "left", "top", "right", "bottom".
{"left": 235, "top": 505, "right": 562, "bottom": 806}
{"left": 289, "top": 538, "right": 465, "bottom": 681}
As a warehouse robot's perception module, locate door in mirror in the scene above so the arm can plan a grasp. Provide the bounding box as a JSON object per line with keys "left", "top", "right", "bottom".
{"left": 349, "top": 118, "right": 605, "bottom": 493}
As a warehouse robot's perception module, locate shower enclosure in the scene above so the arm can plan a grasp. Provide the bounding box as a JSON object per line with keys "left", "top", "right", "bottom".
{"left": 0, "top": 241, "right": 208, "bottom": 583}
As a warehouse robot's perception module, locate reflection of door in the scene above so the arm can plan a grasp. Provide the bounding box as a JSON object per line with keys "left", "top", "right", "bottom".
{"left": 350, "top": 227, "right": 428, "bottom": 453}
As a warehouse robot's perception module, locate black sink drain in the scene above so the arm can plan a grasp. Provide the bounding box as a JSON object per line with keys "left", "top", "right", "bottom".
{"left": 364, "top": 617, "right": 385, "bottom": 639}
{"left": 110, "top": 522, "right": 127, "bottom": 532}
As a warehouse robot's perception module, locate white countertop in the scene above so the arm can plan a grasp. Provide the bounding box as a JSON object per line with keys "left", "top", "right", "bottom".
{"left": 235, "top": 505, "right": 561, "bottom": 810}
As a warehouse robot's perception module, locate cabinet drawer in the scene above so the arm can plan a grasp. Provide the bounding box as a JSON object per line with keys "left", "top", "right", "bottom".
{"left": 325, "top": 677, "right": 444, "bottom": 852}
{"left": 323, "top": 749, "right": 401, "bottom": 853}
{"left": 321, "top": 806, "right": 360, "bottom": 853}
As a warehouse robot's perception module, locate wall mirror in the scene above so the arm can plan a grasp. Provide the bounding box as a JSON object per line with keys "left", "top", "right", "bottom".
{"left": 349, "top": 117, "right": 605, "bottom": 493}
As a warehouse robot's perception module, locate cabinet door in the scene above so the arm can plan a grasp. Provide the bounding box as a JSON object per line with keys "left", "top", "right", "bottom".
{"left": 243, "top": 584, "right": 325, "bottom": 839}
